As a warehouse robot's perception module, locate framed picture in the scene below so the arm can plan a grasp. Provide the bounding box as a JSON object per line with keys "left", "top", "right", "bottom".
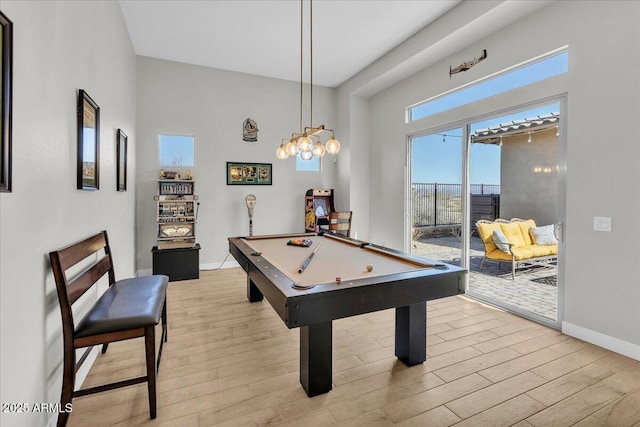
{"left": 77, "top": 89, "right": 100, "bottom": 190}
{"left": 227, "top": 162, "right": 272, "bottom": 185}
{"left": 0, "top": 12, "right": 13, "bottom": 192}
{"left": 116, "top": 129, "right": 127, "bottom": 191}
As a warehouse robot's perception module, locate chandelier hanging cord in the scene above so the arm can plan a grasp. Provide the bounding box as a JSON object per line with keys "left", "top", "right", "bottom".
{"left": 276, "top": 0, "right": 340, "bottom": 160}
{"left": 309, "top": 0, "right": 313, "bottom": 129}
{"left": 299, "top": 0, "right": 303, "bottom": 134}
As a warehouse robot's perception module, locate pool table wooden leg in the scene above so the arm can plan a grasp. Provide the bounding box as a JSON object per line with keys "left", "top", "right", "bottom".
{"left": 395, "top": 302, "right": 427, "bottom": 366}
{"left": 300, "top": 321, "right": 332, "bottom": 397}
{"left": 247, "top": 277, "right": 263, "bottom": 302}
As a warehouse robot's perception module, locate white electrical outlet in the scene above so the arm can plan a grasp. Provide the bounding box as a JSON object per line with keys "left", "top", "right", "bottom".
{"left": 593, "top": 216, "right": 612, "bottom": 232}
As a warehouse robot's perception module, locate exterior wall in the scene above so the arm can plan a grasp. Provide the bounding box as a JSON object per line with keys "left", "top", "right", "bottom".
{"left": 501, "top": 127, "right": 560, "bottom": 226}
{"left": 135, "top": 57, "right": 337, "bottom": 272}
{"left": 0, "top": 2, "right": 137, "bottom": 426}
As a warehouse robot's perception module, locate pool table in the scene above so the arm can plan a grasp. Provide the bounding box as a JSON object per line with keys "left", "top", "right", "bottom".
{"left": 228, "top": 232, "right": 465, "bottom": 397}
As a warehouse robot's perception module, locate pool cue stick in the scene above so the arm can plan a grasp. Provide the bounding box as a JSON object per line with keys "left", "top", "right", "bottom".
{"left": 299, "top": 243, "right": 321, "bottom": 273}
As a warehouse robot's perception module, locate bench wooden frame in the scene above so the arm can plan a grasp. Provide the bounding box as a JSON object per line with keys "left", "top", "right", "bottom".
{"left": 49, "top": 231, "right": 168, "bottom": 427}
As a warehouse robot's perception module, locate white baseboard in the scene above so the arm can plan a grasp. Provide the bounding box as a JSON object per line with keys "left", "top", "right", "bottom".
{"left": 562, "top": 321, "right": 640, "bottom": 361}
{"left": 137, "top": 260, "right": 240, "bottom": 277}
{"left": 200, "top": 260, "right": 240, "bottom": 270}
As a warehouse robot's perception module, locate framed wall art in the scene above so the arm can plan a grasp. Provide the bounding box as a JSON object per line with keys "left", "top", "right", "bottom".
{"left": 226, "top": 162, "right": 272, "bottom": 185}
{"left": 77, "top": 89, "right": 100, "bottom": 190}
{"left": 0, "top": 11, "right": 13, "bottom": 192}
{"left": 116, "top": 129, "right": 127, "bottom": 191}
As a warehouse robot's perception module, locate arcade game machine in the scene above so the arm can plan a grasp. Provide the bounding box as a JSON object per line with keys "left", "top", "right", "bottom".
{"left": 305, "top": 189, "right": 335, "bottom": 232}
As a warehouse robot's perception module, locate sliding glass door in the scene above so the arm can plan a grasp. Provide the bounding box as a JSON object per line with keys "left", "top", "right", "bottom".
{"left": 408, "top": 100, "right": 565, "bottom": 327}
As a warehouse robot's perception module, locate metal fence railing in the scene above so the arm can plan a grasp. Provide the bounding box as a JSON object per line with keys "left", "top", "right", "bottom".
{"left": 412, "top": 183, "right": 500, "bottom": 227}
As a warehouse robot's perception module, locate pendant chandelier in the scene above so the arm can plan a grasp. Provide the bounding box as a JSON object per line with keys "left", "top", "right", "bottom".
{"left": 276, "top": 0, "right": 340, "bottom": 161}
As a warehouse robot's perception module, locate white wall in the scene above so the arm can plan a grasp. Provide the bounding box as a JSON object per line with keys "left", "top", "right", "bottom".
{"left": 0, "top": 2, "right": 137, "bottom": 426}
{"left": 342, "top": 0, "right": 640, "bottom": 357}
{"left": 135, "top": 57, "right": 337, "bottom": 272}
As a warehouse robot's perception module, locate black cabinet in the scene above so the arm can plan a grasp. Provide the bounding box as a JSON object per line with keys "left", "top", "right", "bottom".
{"left": 152, "top": 244, "right": 201, "bottom": 281}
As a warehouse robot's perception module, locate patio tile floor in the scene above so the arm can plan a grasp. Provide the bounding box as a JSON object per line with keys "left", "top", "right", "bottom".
{"left": 412, "top": 236, "right": 557, "bottom": 321}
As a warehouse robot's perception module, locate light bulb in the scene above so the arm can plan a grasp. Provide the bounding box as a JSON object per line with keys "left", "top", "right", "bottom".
{"left": 312, "top": 140, "right": 326, "bottom": 157}
{"left": 325, "top": 136, "right": 340, "bottom": 155}
{"left": 276, "top": 144, "right": 288, "bottom": 160}
{"left": 286, "top": 138, "right": 299, "bottom": 156}
{"left": 300, "top": 150, "right": 313, "bottom": 160}
{"left": 298, "top": 135, "right": 313, "bottom": 152}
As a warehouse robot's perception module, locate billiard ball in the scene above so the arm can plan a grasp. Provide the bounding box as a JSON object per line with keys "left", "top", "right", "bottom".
{"left": 336, "top": 277, "right": 341, "bottom": 284}
{"left": 366, "top": 264, "right": 374, "bottom": 272}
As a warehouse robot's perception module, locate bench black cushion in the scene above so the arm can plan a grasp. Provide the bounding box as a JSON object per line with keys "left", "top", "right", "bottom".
{"left": 75, "top": 275, "right": 169, "bottom": 339}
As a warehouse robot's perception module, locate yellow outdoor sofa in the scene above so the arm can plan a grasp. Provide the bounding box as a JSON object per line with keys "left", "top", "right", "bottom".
{"left": 476, "top": 218, "right": 558, "bottom": 279}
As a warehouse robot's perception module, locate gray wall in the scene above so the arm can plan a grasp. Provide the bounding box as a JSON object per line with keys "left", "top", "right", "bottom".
{"left": 0, "top": 2, "right": 137, "bottom": 426}
{"left": 135, "top": 57, "right": 337, "bottom": 272}
{"left": 343, "top": 0, "right": 640, "bottom": 355}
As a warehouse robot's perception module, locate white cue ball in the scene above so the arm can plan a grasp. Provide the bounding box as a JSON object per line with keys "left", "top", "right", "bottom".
{"left": 366, "top": 264, "right": 374, "bottom": 272}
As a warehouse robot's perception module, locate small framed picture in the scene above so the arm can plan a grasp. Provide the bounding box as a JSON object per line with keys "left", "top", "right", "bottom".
{"left": 0, "top": 11, "right": 13, "bottom": 192}
{"left": 227, "top": 162, "right": 272, "bottom": 185}
{"left": 116, "top": 129, "right": 127, "bottom": 191}
{"left": 77, "top": 89, "right": 100, "bottom": 190}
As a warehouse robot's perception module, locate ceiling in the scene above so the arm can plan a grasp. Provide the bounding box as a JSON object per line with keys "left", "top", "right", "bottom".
{"left": 119, "top": 0, "right": 461, "bottom": 88}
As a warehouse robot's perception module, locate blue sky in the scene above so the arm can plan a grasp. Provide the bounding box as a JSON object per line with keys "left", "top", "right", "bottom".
{"left": 411, "top": 103, "right": 560, "bottom": 184}
{"left": 159, "top": 134, "right": 195, "bottom": 167}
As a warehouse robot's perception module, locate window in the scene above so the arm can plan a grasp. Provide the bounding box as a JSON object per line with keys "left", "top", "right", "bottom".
{"left": 409, "top": 50, "right": 568, "bottom": 122}
{"left": 296, "top": 153, "right": 321, "bottom": 172}
{"left": 159, "top": 134, "right": 195, "bottom": 167}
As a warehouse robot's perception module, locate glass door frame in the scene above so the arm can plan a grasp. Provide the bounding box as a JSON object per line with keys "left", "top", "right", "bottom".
{"left": 405, "top": 95, "right": 567, "bottom": 329}
{"left": 405, "top": 121, "right": 471, "bottom": 290}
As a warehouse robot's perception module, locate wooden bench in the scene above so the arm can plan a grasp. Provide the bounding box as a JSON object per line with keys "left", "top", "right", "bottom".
{"left": 49, "top": 231, "right": 168, "bottom": 427}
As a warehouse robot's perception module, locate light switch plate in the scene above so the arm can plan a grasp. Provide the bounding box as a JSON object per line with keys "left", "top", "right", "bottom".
{"left": 593, "top": 216, "right": 612, "bottom": 232}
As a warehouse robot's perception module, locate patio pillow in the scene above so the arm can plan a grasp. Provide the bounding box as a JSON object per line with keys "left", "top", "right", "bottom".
{"left": 530, "top": 224, "right": 558, "bottom": 245}
{"left": 492, "top": 229, "right": 512, "bottom": 253}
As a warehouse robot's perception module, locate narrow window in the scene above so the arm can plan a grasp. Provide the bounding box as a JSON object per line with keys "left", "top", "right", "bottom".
{"left": 409, "top": 50, "right": 568, "bottom": 122}
{"left": 296, "top": 153, "right": 321, "bottom": 172}
{"left": 159, "top": 134, "right": 195, "bottom": 167}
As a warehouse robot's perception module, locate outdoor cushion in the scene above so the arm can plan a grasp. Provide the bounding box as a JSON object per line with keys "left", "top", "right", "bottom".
{"left": 500, "top": 222, "right": 526, "bottom": 248}
{"left": 477, "top": 221, "right": 503, "bottom": 252}
{"left": 492, "top": 229, "right": 512, "bottom": 253}
{"left": 486, "top": 248, "right": 514, "bottom": 261}
{"left": 530, "top": 224, "right": 558, "bottom": 246}
{"left": 517, "top": 219, "right": 537, "bottom": 246}
{"left": 488, "top": 247, "right": 535, "bottom": 261}
{"left": 527, "top": 245, "right": 555, "bottom": 257}
{"left": 509, "top": 247, "right": 537, "bottom": 261}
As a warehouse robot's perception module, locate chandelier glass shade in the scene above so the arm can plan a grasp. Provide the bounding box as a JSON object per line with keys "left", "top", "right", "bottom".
{"left": 277, "top": 0, "right": 340, "bottom": 161}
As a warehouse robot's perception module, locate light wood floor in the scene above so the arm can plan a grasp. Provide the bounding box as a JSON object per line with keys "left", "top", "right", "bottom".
{"left": 68, "top": 268, "right": 640, "bottom": 426}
